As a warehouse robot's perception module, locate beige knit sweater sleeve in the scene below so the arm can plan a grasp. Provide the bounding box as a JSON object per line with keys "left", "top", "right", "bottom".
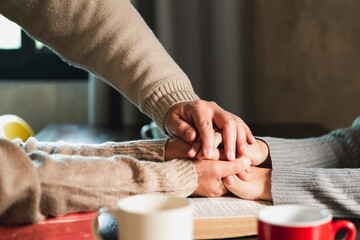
{"left": 0, "top": 138, "right": 197, "bottom": 224}
{"left": 0, "top": 0, "right": 199, "bottom": 127}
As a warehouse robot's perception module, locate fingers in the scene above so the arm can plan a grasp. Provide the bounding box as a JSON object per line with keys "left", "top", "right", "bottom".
{"left": 236, "top": 121, "right": 248, "bottom": 156}
{"left": 223, "top": 175, "right": 234, "bottom": 185}
{"left": 245, "top": 124, "right": 256, "bottom": 144}
{"left": 165, "top": 114, "right": 197, "bottom": 143}
{"left": 214, "top": 131, "right": 223, "bottom": 147}
{"left": 164, "top": 101, "right": 216, "bottom": 156}
{"left": 224, "top": 157, "right": 251, "bottom": 184}
{"left": 188, "top": 138, "right": 201, "bottom": 158}
{"left": 190, "top": 121, "right": 215, "bottom": 159}
{"left": 223, "top": 174, "right": 246, "bottom": 198}
{"left": 237, "top": 170, "right": 250, "bottom": 182}
{"left": 213, "top": 111, "right": 254, "bottom": 160}
{"left": 164, "top": 100, "right": 255, "bottom": 161}
{"left": 192, "top": 131, "right": 223, "bottom": 159}
{"left": 222, "top": 120, "right": 237, "bottom": 160}
{"left": 217, "top": 156, "right": 251, "bottom": 177}
{"left": 236, "top": 123, "right": 256, "bottom": 157}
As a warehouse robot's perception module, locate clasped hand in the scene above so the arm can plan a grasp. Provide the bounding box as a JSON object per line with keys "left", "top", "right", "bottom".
{"left": 165, "top": 133, "right": 272, "bottom": 200}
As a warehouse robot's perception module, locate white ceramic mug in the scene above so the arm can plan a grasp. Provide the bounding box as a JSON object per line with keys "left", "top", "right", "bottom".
{"left": 92, "top": 194, "right": 193, "bottom": 240}
{"left": 140, "top": 121, "right": 167, "bottom": 139}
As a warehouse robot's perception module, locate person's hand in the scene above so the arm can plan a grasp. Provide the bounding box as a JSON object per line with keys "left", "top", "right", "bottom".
{"left": 165, "top": 134, "right": 251, "bottom": 185}
{"left": 165, "top": 132, "right": 223, "bottom": 161}
{"left": 246, "top": 139, "right": 271, "bottom": 168}
{"left": 191, "top": 156, "right": 251, "bottom": 198}
{"left": 164, "top": 100, "right": 256, "bottom": 161}
{"left": 224, "top": 167, "right": 272, "bottom": 201}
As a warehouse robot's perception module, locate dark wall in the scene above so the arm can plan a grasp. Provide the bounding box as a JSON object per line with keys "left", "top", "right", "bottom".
{"left": 246, "top": 0, "right": 360, "bottom": 130}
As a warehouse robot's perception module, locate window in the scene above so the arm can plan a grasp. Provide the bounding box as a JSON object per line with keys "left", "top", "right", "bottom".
{"left": 0, "top": 14, "right": 87, "bottom": 80}
{"left": 0, "top": 14, "right": 21, "bottom": 50}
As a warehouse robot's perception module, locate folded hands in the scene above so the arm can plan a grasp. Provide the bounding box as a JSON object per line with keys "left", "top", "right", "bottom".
{"left": 165, "top": 134, "right": 273, "bottom": 201}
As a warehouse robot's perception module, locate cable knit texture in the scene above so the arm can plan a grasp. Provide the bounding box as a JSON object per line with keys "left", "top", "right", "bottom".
{"left": 0, "top": 138, "right": 197, "bottom": 224}
{"left": 0, "top": 0, "right": 199, "bottom": 129}
{"left": 262, "top": 116, "right": 360, "bottom": 218}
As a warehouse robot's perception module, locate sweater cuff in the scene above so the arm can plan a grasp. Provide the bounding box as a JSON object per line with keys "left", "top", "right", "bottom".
{"left": 143, "top": 77, "right": 200, "bottom": 131}
{"left": 144, "top": 159, "right": 198, "bottom": 197}
{"left": 109, "top": 139, "right": 168, "bottom": 162}
{"left": 271, "top": 167, "right": 316, "bottom": 206}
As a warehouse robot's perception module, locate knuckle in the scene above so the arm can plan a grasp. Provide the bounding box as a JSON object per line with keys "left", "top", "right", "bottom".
{"left": 175, "top": 122, "right": 188, "bottom": 133}
{"left": 224, "top": 118, "right": 236, "bottom": 128}
{"left": 236, "top": 118, "right": 245, "bottom": 125}
{"left": 244, "top": 123, "right": 252, "bottom": 132}
{"left": 192, "top": 100, "right": 205, "bottom": 108}
{"left": 208, "top": 191, "right": 222, "bottom": 198}
{"left": 235, "top": 162, "right": 244, "bottom": 172}
{"left": 209, "top": 101, "right": 217, "bottom": 107}
{"left": 192, "top": 100, "right": 217, "bottom": 109}
{"left": 199, "top": 118, "right": 212, "bottom": 128}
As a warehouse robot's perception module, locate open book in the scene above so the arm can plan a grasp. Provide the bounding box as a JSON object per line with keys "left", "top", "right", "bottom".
{"left": 189, "top": 196, "right": 272, "bottom": 239}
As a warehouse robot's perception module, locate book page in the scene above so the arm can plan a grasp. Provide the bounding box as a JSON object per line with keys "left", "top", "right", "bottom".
{"left": 188, "top": 196, "right": 272, "bottom": 219}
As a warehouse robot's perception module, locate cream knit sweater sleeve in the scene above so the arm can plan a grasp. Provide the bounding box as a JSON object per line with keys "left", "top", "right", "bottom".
{"left": 0, "top": 0, "right": 199, "bottom": 127}
{"left": 262, "top": 117, "right": 360, "bottom": 218}
{"left": 0, "top": 138, "right": 197, "bottom": 224}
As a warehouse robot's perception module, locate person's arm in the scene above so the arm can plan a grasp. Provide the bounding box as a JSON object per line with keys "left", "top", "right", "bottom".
{"left": 227, "top": 117, "right": 360, "bottom": 218}
{"left": 259, "top": 117, "right": 360, "bottom": 169}
{"left": 1, "top": 137, "right": 250, "bottom": 224}
{"left": 0, "top": 0, "right": 198, "bottom": 128}
{"left": 271, "top": 167, "right": 360, "bottom": 218}
{"left": 0, "top": 0, "right": 255, "bottom": 160}
{"left": 0, "top": 138, "right": 197, "bottom": 224}
{"left": 269, "top": 117, "right": 360, "bottom": 218}
{"left": 13, "top": 137, "right": 167, "bottom": 163}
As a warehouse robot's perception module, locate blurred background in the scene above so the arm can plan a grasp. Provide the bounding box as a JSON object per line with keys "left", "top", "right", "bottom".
{"left": 0, "top": 0, "right": 359, "bottom": 138}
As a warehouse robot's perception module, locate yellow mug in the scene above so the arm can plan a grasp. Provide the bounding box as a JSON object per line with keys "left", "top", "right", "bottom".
{"left": 0, "top": 114, "right": 34, "bottom": 142}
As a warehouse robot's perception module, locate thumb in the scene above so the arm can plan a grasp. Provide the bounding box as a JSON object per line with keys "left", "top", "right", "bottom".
{"left": 165, "top": 117, "right": 197, "bottom": 143}
{"left": 218, "top": 157, "right": 251, "bottom": 177}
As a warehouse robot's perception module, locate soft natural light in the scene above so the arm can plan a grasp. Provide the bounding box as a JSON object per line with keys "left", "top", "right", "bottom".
{"left": 0, "top": 14, "right": 21, "bottom": 49}
{"left": 35, "top": 40, "right": 45, "bottom": 50}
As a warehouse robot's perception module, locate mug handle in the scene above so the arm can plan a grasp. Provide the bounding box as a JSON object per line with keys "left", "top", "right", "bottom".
{"left": 140, "top": 124, "right": 152, "bottom": 139}
{"left": 91, "top": 209, "right": 118, "bottom": 240}
{"left": 332, "top": 220, "right": 357, "bottom": 240}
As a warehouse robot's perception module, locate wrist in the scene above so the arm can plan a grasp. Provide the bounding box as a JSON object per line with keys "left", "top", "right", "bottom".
{"left": 165, "top": 139, "right": 176, "bottom": 160}
{"left": 256, "top": 139, "right": 272, "bottom": 168}
{"left": 260, "top": 168, "right": 272, "bottom": 201}
{"left": 165, "top": 138, "right": 191, "bottom": 160}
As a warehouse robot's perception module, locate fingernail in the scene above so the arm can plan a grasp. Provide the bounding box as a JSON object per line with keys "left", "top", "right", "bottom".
{"left": 251, "top": 136, "right": 256, "bottom": 143}
{"left": 227, "top": 151, "right": 235, "bottom": 160}
{"left": 185, "top": 130, "right": 193, "bottom": 141}
{"left": 244, "top": 158, "right": 251, "bottom": 168}
{"left": 241, "top": 144, "right": 248, "bottom": 154}
{"left": 228, "top": 175, "right": 234, "bottom": 185}
{"left": 188, "top": 148, "right": 196, "bottom": 157}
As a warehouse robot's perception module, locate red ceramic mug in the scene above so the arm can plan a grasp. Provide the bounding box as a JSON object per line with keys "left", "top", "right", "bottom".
{"left": 257, "top": 205, "right": 356, "bottom": 240}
